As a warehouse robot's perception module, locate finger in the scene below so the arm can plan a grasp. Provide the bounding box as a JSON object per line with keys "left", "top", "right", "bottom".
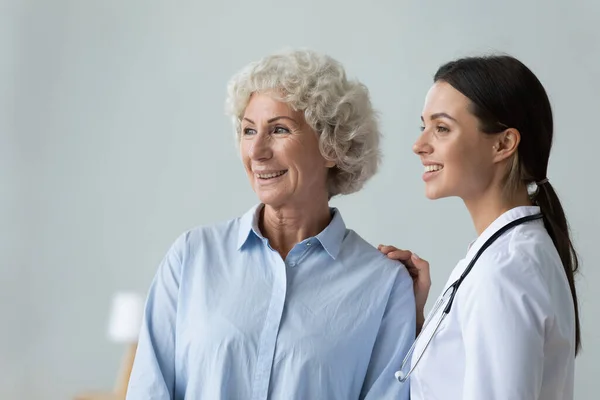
{"left": 411, "top": 253, "right": 431, "bottom": 281}
{"left": 406, "top": 267, "right": 419, "bottom": 279}
{"left": 411, "top": 253, "right": 429, "bottom": 269}
{"left": 387, "top": 249, "right": 413, "bottom": 262}
{"left": 378, "top": 245, "right": 399, "bottom": 254}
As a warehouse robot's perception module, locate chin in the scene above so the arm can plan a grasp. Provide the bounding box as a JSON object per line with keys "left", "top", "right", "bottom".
{"left": 256, "top": 192, "right": 288, "bottom": 209}
{"left": 424, "top": 186, "right": 449, "bottom": 200}
{"left": 425, "top": 192, "right": 442, "bottom": 200}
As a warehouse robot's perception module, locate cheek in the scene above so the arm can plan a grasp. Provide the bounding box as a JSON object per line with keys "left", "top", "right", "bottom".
{"left": 446, "top": 144, "right": 494, "bottom": 185}
{"left": 300, "top": 151, "right": 327, "bottom": 174}
{"left": 441, "top": 141, "right": 469, "bottom": 170}
{"left": 240, "top": 142, "right": 252, "bottom": 165}
{"left": 282, "top": 141, "right": 318, "bottom": 169}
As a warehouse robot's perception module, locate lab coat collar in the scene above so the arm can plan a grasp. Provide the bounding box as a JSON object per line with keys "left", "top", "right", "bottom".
{"left": 465, "top": 205, "right": 542, "bottom": 260}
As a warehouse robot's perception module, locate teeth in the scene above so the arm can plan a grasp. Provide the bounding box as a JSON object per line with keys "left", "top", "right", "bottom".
{"left": 425, "top": 165, "right": 443, "bottom": 172}
{"left": 257, "top": 170, "right": 286, "bottom": 179}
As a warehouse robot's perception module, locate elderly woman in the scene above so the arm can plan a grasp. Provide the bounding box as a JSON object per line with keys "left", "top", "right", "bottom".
{"left": 126, "top": 49, "right": 415, "bottom": 400}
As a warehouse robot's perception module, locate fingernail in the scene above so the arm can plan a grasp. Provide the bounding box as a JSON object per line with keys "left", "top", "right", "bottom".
{"left": 412, "top": 253, "right": 420, "bottom": 260}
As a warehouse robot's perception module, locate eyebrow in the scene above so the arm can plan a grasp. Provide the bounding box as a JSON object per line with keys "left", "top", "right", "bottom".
{"left": 243, "top": 116, "right": 298, "bottom": 124}
{"left": 421, "top": 112, "right": 458, "bottom": 122}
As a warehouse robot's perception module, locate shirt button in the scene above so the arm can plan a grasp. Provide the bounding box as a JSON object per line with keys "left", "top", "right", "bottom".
{"left": 289, "top": 262, "right": 296, "bottom": 267}
{"left": 306, "top": 242, "right": 311, "bottom": 247}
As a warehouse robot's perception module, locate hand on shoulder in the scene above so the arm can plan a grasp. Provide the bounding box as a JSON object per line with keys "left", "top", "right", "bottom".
{"left": 378, "top": 244, "right": 431, "bottom": 331}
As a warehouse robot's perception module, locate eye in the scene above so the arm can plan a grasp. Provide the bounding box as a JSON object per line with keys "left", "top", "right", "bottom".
{"left": 243, "top": 127, "right": 257, "bottom": 135}
{"left": 273, "top": 126, "right": 290, "bottom": 134}
{"left": 419, "top": 125, "right": 425, "bottom": 132}
{"left": 435, "top": 126, "right": 449, "bottom": 133}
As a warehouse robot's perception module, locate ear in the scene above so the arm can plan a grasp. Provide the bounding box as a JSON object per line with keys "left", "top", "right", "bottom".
{"left": 324, "top": 159, "right": 336, "bottom": 168}
{"left": 492, "top": 128, "right": 521, "bottom": 163}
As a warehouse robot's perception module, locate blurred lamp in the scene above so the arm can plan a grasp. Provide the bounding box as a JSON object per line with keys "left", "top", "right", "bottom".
{"left": 74, "top": 291, "right": 145, "bottom": 400}
{"left": 107, "top": 292, "right": 144, "bottom": 343}
{"left": 108, "top": 292, "right": 144, "bottom": 397}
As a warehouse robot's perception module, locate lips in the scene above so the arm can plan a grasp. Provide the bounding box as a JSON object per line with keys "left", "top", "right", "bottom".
{"left": 424, "top": 164, "right": 443, "bottom": 173}
{"left": 422, "top": 163, "right": 443, "bottom": 182}
{"left": 255, "top": 170, "right": 288, "bottom": 179}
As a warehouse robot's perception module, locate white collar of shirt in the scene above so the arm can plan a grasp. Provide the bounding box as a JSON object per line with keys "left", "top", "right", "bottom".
{"left": 236, "top": 203, "right": 347, "bottom": 260}
{"left": 465, "top": 205, "right": 542, "bottom": 260}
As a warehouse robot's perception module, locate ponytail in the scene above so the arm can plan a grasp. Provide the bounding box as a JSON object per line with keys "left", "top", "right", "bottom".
{"left": 535, "top": 182, "right": 581, "bottom": 355}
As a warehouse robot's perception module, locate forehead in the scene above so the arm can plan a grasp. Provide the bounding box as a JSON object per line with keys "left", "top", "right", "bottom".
{"left": 422, "top": 81, "right": 471, "bottom": 117}
{"left": 243, "top": 92, "right": 300, "bottom": 119}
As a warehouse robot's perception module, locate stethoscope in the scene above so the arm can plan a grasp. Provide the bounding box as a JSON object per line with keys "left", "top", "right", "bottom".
{"left": 395, "top": 213, "right": 544, "bottom": 383}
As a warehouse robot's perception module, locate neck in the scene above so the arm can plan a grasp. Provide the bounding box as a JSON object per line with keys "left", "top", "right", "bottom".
{"left": 464, "top": 183, "right": 532, "bottom": 236}
{"left": 260, "top": 199, "right": 332, "bottom": 259}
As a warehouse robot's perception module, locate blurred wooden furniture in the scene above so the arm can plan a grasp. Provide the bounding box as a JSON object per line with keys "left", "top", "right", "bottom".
{"left": 73, "top": 342, "right": 137, "bottom": 400}
{"left": 74, "top": 292, "right": 143, "bottom": 400}
{"left": 74, "top": 393, "right": 120, "bottom": 400}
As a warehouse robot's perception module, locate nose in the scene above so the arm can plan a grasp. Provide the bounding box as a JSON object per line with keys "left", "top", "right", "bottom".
{"left": 247, "top": 131, "right": 273, "bottom": 161}
{"left": 413, "top": 131, "right": 433, "bottom": 156}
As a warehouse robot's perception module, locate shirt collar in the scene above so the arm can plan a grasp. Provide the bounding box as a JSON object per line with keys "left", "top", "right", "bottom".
{"left": 237, "top": 204, "right": 264, "bottom": 250}
{"left": 465, "top": 205, "right": 542, "bottom": 259}
{"left": 314, "top": 207, "right": 346, "bottom": 259}
{"left": 237, "top": 203, "right": 347, "bottom": 259}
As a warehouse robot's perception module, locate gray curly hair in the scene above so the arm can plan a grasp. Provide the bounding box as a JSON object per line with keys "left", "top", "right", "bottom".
{"left": 225, "top": 48, "right": 381, "bottom": 198}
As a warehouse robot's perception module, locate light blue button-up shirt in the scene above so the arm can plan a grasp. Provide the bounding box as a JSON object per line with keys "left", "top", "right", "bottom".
{"left": 127, "top": 204, "right": 415, "bottom": 399}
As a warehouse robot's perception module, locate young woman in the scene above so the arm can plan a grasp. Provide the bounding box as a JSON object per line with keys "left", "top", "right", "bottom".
{"left": 380, "top": 55, "right": 580, "bottom": 400}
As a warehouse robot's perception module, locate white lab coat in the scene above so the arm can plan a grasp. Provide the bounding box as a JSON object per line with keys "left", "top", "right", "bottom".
{"left": 410, "top": 206, "right": 575, "bottom": 400}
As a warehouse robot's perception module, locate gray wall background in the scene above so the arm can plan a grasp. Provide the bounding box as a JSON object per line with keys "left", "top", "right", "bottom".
{"left": 2, "top": 0, "right": 598, "bottom": 398}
